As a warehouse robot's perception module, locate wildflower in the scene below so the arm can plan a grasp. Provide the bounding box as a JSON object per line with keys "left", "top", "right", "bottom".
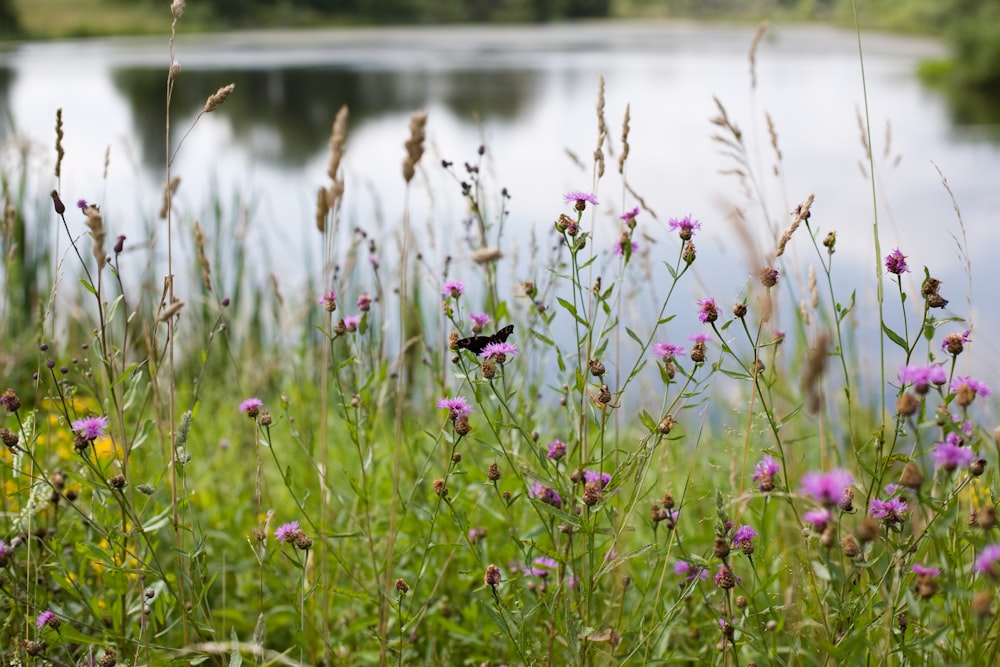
{"left": 912, "top": 563, "right": 941, "bottom": 577}
{"left": 869, "top": 497, "right": 908, "bottom": 526}
{"left": 546, "top": 440, "right": 567, "bottom": 461}
{"left": 437, "top": 396, "right": 472, "bottom": 420}
{"left": 682, "top": 240, "right": 696, "bottom": 264}
{"left": 950, "top": 376, "right": 991, "bottom": 407}
{"left": 583, "top": 470, "right": 611, "bottom": 489}
{"left": 395, "top": 578, "right": 410, "bottom": 595}
{"left": 674, "top": 560, "right": 709, "bottom": 582}
{"left": 239, "top": 398, "right": 263, "bottom": 418}
{"left": 899, "top": 364, "right": 947, "bottom": 393}
{"left": 697, "top": 297, "right": 718, "bottom": 324}
{"left": 72, "top": 415, "right": 109, "bottom": 441}
{"left": 614, "top": 236, "right": 638, "bottom": 256}
{"left": 652, "top": 342, "right": 685, "bottom": 362}
{"left": 0, "top": 388, "right": 21, "bottom": 412}
{"left": 732, "top": 525, "right": 757, "bottom": 554}
{"left": 689, "top": 332, "right": 710, "bottom": 364}
{"left": 36, "top": 610, "right": 60, "bottom": 629}
{"left": 800, "top": 469, "right": 854, "bottom": 507}
{"left": 469, "top": 312, "right": 491, "bottom": 330}
{"left": 274, "top": 521, "right": 300, "bottom": 544}
{"left": 620, "top": 207, "right": 639, "bottom": 227}
{"left": 563, "top": 191, "right": 598, "bottom": 211}
{"left": 667, "top": 214, "right": 701, "bottom": 240}
{"left": 664, "top": 508, "right": 680, "bottom": 529}
{"left": 531, "top": 482, "right": 563, "bottom": 509}
{"left": 803, "top": 508, "right": 832, "bottom": 532}
{"left": 913, "top": 563, "right": 941, "bottom": 599}
{"left": 974, "top": 544, "right": 1000, "bottom": 578}
{"left": 588, "top": 358, "right": 606, "bottom": 377}
{"left": 931, "top": 439, "right": 976, "bottom": 472}
{"left": 357, "top": 294, "right": 373, "bottom": 311}
{"left": 343, "top": 315, "right": 361, "bottom": 332}
{"left": 713, "top": 564, "right": 737, "bottom": 589}
{"left": 319, "top": 290, "right": 337, "bottom": 312}
{"left": 480, "top": 341, "right": 517, "bottom": 361}
{"left": 524, "top": 557, "right": 558, "bottom": 578}
{"left": 487, "top": 461, "right": 501, "bottom": 481}
{"left": 76, "top": 199, "right": 88, "bottom": 210}
{"left": 941, "top": 330, "right": 971, "bottom": 356}
{"left": 113, "top": 234, "right": 126, "bottom": 254}
{"left": 759, "top": 267, "right": 779, "bottom": 287}
{"left": 753, "top": 455, "right": 780, "bottom": 492}
{"left": 440, "top": 280, "right": 465, "bottom": 299}
{"left": 884, "top": 248, "right": 909, "bottom": 275}
{"left": 484, "top": 563, "right": 502, "bottom": 588}
{"left": 51, "top": 190, "right": 66, "bottom": 214}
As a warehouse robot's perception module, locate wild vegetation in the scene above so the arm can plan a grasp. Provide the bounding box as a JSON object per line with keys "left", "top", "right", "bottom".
{"left": 1, "top": 2, "right": 998, "bottom": 666}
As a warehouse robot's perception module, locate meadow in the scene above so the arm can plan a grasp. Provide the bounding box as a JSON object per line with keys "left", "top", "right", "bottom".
{"left": 1, "top": 3, "right": 998, "bottom": 666}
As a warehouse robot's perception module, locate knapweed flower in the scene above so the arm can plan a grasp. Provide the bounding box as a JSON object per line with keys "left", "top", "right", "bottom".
{"left": 531, "top": 482, "right": 563, "bottom": 509}
{"left": 803, "top": 508, "right": 832, "bottom": 532}
{"left": 753, "top": 454, "right": 780, "bottom": 492}
{"left": 697, "top": 298, "right": 718, "bottom": 324}
{"left": 869, "top": 497, "right": 908, "bottom": 525}
{"left": 274, "top": 521, "right": 300, "bottom": 544}
{"left": 885, "top": 247, "right": 909, "bottom": 275}
{"left": 239, "top": 398, "right": 263, "bottom": 418}
{"left": 563, "top": 191, "right": 598, "bottom": 211}
{"left": 484, "top": 563, "right": 502, "bottom": 588}
{"left": 931, "top": 438, "right": 976, "bottom": 471}
{"left": 546, "top": 439, "right": 567, "bottom": 461}
{"left": 319, "top": 290, "right": 337, "bottom": 312}
{"left": 912, "top": 563, "right": 941, "bottom": 577}
{"left": 758, "top": 267, "right": 779, "bottom": 288}
{"left": 343, "top": 315, "right": 361, "bottom": 332}
{"left": 668, "top": 214, "right": 701, "bottom": 240}
{"left": 583, "top": 470, "right": 611, "bottom": 489}
{"left": 898, "top": 364, "right": 947, "bottom": 393}
{"left": 688, "top": 332, "right": 710, "bottom": 363}
{"left": 480, "top": 341, "right": 517, "bottom": 360}
{"left": 652, "top": 342, "right": 685, "bottom": 362}
{"left": 713, "top": 564, "right": 737, "bottom": 589}
{"left": 0, "top": 388, "right": 20, "bottom": 412}
{"left": 800, "top": 469, "right": 854, "bottom": 507}
{"left": 974, "top": 544, "right": 1000, "bottom": 578}
{"left": 674, "top": 560, "right": 709, "bottom": 582}
{"left": 731, "top": 525, "right": 758, "bottom": 554}
{"left": 357, "top": 294, "right": 373, "bottom": 311}
{"left": 620, "top": 207, "right": 639, "bottom": 227}
{"left": 36, "top": 610, "right": 60, "bottom": 629}
{"left": 441, "top": 281, "right": 465, "bottom": 299}
{"left": 470, "top": 312, "right": 491, "bottom": 328}
{"left": 941, "top": 330, "right": 971, "bottom": 355}
{"left": 437, "top": 396, "right": 472, "bottom": 420}
{"left": 524, "top": 556, "right": 558, "bottom": 578}
{"left": 950, "top": 376, "right": 991, "bottom": 407}
{"left": 613, "top": 237, "right": 638, "bottom": 256}
{"left": 76, "top": 199, "right": 89, "bottom": 211}
{"left": 72, "top": 415, "right": 109, "bottom": 441}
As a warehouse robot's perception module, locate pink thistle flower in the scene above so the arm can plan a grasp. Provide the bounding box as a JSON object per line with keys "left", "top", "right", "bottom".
{"left": 481, "top": 341, "right": 517, "bottom": 360}
{"left": 975, "top": 544, "right": 1000, "bottom": 578}
{"left": 437, "top": 396, "right": 472, "bottom": 420}
{"left": 912, "top": 563, "right": 941, "bottom": 577}
{"left": 72, "top": 415, "right": 109, "bottom": 441}
{"left": 563, "top": 191, "right": 599, "bottom": 209}
{"left": 803, "top": 508, "right": 832, "bottom": 532}
{"left": 800, "top": 469, "right": 854, "bottom": 507}
{"left": 884, "top": 247, "right": 909, "bottom": 275}
{"left": 441, "top": 281, "right": 465, "bottom": 299}
{"left": 667, "top": 214, "right": 701, "bottom": 240}
{"left": 652, "top": 342, "right": 685, "bottom": 361}
{"left": 274, "top": 521, "right": 300, "bottom": 544}
{"left": 869, "top": 497, "right": 908, "bottom": 525}
{"left": 470, "top": 312, "right": 491, "bottom": 328}
{"left": 36, "top": 610, "right": 59, "bottom": 629}
{"left": 546, "top": 440, "right": 567, "bottom": 460}
{"left": 343, "top": 314, "right": 361, "bottom": 332}
{"left": 239, "top": 398, "right": 263, "bottom": 414}
{"left": 697, "top": 297, "right": 718, "bottom": 324}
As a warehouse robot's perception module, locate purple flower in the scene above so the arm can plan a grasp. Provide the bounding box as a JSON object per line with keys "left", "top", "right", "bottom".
{"left": 773, "top": 329, "right": 786, "bottom": 343}
{"left": 931, "top": 440, "right": 976, "bottom": 471}
{"left": 664, "top": 508, "right": 680, "bottom": 529}
{"left": 357, "top": 294, "right": 373, "bottom": 311}
{"left": 563, "top": 191, "right": 599, "bottom": 208}
{"left": 620, "top": 207, "right": 639, "bottom": 222}
{"left": 753, "top": 454, "right": 781, "bottom": 492}
{"left": 667, "top": 214, "right": 701, "bottom": 240}
{"left": 912, "top": 563, "right": 941, "bottom": 577}
{"left": 869, "top": 497, "right": 908, "bottom": 525}
{"left": 36, "top": 610, "right": 58, "bottom": 629}
{"left": 480, "top": 341, "right": 517, "bottom": 360}
{"left": 899, "top": 364, "right": 947, "bottom": 392}
{"left": 731, "top": 525, "right": 757, "bottom": 552}
{"left": 697, "top": 298, "right": 718, "bottom": 324}
{"left": 688, "top": 332, "right": 710, "bottom": 343}
{"left": 524, "top": 556, "right": 558, "bottom": 578}
{"left": 437, "top": 396, "right": 472, "bottom": 420}
{"left": 343, "top": 315, "right": 361, "bottom": 332}
{"left": 76, "top": 199, "right": 89, "bottom": 210}
{"left": 975, "top": 544, "right": 1000, "bottom": 577}
{"left": 941, "top": 330, "right": 971, "bottom": 354}
{"left": 441, "top": 281, "right": 465, "bottom": 299}
{"left": 803, "top": 508, "right": 832, "bottom": 532}
{"left": 885, "top": 247, "right": 909, "bottom": 275}
{"left": 72, "top": 415, "right": 109, "bottom": 441}
{"left": 319, "top": 290, "right": 337, "bottom": 311}
{"left": 652, "top": 342, "right": 685, "bottom": 361}
{"left": 470, "top": 312, "right": 491, "bottom": 327}
{"left": 613, "top": 238, "right": 638, "bottom": 256}
{"left": 531, "top": 482, "right": 563, "bottom": 509}
{"left": 674, "top": 560, "right": 709, "bottom": 582}
{"left": 546, "top": 440, "right": 567, "bottom": 460}
{"left": 800, "top": 469, "right": 854, "bottom": 507}
{"left": 950, "top": 376, "right": 991, "bottom": 399}
{"left": 239, "top": 398, "right": 263, "bottom": 414}
{"left": 274, "top": 521, "right": 300, "bottom": 543}
{"left": 583, "top": 470, "right": 611, "bottom": 488}
{"left": 713, "top": 564, "right": 739, "bottom": 588}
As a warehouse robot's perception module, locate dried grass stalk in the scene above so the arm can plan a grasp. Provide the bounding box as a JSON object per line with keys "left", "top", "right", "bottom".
{"left": 776, "top": 193, "right": 814, "bottom": 257}
{"left": 193, "top": 221, "right": 212, "bottom": 292}
{"left": 403, "top": 111, "right": 427, "bottom": 184}
{"left": 159, "top": 176, "right": 181, "bottom": 219}
{"left": 203, "top": 83, "right": 236, "bottom": 113}
{"left": 748, "top": 21, "right": 768, "bottom": 90}
{"left": 82, "top": 204, "right": 106, "bottom": 267}
{"left": 593, "top": 76, "right": 606, "bottom": 178}
{"left": 618, "top": 103, "right": 631, "bottom": 174}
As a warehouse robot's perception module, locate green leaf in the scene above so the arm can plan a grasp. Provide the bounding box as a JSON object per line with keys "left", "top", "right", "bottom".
{"left": 881, "top": 322, "right": 907, "bottom": 351}
{"left": 556, "top": 297, "right": 588, "bottom": 326}
{"left": 229, "top": 627, "right": 244, "bottom": 667}
{"left": 625, "top": 327, "right": 643, "bottom": 347}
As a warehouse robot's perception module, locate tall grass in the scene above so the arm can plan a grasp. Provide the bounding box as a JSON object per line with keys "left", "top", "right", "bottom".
{"left": 0, "top": 9, "right": 997, "bottom": 667}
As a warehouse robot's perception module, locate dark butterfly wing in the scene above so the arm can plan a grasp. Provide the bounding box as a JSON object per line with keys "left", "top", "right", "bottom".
{"left": 456, "top": 324, "right": 514, "bottom": 354}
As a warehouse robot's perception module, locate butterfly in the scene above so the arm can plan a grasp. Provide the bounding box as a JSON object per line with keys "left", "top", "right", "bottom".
{"left": 455, "top": 324, "right": 514, "bottom": 355}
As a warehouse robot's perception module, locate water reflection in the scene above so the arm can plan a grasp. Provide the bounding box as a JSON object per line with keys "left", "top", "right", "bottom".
{"left": 111, "top": 66, "right": 541, "bottom": 166}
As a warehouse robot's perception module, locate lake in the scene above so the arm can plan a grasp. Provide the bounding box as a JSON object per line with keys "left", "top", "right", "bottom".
{"left": 1, "top": 21, "right": 998, "bottom": 412}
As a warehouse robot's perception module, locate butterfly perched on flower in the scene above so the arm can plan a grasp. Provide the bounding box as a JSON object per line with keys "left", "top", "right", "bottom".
{"left": 454, "top": 324, "right": 514, "bottom": 355}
